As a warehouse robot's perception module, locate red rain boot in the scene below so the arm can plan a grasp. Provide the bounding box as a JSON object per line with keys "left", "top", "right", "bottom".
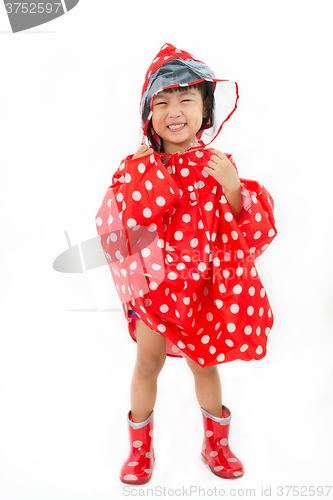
{"left": 120, "top": 410, "right": 155, "bottom": 484}
{"left": 201, "top": 405, "right": 244, "bottom": 479}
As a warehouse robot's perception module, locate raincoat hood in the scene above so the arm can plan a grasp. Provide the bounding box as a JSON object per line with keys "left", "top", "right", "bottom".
{"left": 140, "top": 43, "right": 239, "bottom": 149}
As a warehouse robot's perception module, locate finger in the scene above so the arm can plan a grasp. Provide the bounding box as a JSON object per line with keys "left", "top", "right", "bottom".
{"left": 207, "top": 160, "right": 218, "bottom": 169}
{"left": 212, "top": 150, "right": 227, "bottom": 161}
{"left": 209, "top": 155, "right": 221, "bottom": 165}
{"left": 140, "top": 146, "right": 154, "bottom": 155}
{"left": 133, "top": 145, "right": 146, "bottom": 159}
{"left": 133, "top": 145, "right": 153, "bottom": 159}
{"left": 204, "top": 166, "right": 216, "bottom": 175}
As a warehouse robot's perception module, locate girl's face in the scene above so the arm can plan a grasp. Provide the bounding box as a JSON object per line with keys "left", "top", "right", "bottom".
{"left": 151, "top": 88, "right": 206, "bottom": 154}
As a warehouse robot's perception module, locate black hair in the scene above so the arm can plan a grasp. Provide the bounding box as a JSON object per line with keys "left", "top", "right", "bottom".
{"left": 144, "top": 81, "right": 215, "bottom": 153}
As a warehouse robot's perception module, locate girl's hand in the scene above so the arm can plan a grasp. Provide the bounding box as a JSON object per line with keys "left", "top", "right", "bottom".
{"left": 133, "top": 144, "right": 154, "bottom": 159}
{"left": 205, "top": 150, "right": 242, "bottom": 221}
{"left": 204, "top": 150, "right": 241, "bottom": 194}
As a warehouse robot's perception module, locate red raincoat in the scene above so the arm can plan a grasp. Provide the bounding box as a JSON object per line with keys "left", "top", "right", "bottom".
{"left": 95, "top": 43, "right": 277, "bottom": 367}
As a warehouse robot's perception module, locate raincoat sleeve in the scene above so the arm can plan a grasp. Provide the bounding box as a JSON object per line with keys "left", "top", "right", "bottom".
{"left": 219, "top": 155, "right": 277, "bottom": 259}
{"left": 95, "top": 153, "right": 179, "bottom": 237}
{"left": 94, "top": 153, "right": 180, "bottom": 305}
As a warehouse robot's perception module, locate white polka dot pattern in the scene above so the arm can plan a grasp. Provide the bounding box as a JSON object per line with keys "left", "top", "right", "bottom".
{"left": 95, "top": 148, "right": 276, "bottom": 367}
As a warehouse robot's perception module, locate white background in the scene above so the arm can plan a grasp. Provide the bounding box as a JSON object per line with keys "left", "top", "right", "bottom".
{"left": 1, "top": 1, "right": 332, "bottom": 499}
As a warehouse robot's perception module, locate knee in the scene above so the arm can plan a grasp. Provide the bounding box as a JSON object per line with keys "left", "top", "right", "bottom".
{"left": 136, "top": 352, "right": 166, "bottom": 378}
{"left": 186, "top": 358, "right": 217, "bottom": 378}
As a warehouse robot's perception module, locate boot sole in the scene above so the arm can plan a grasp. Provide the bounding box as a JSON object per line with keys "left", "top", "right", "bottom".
{"left": 120, "top": 475, "right": 152, "bottom": 485}
{"left": 201, "top": 455, "right": 244, "bottom": 479}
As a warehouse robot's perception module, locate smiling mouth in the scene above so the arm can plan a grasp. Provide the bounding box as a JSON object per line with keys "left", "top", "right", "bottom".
{"left": 168, "top": 123, "right": 186, "bottom": 130}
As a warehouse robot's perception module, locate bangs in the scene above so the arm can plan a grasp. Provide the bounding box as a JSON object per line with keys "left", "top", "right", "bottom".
{"left": 161, "top": 83, "right": 204, "bottom": 94}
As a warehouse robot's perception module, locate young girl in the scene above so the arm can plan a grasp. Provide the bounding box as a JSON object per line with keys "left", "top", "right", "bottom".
{"left": 95, "top": 43, "right": 277, "bottom": 483}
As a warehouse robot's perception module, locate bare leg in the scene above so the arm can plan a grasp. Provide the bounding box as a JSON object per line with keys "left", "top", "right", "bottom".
{"left": 130, "top": 319, "right": 166, "bottom": 423}
{"left": 186, "top": 356, "right": 222, "bottom": 418}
